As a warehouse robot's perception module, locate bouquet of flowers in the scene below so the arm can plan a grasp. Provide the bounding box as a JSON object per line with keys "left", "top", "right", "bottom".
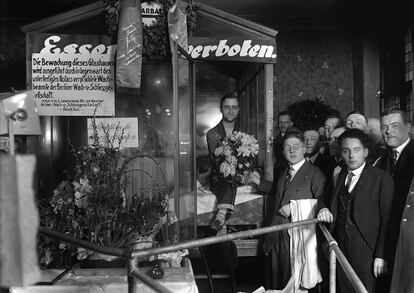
{"left": 38, "top": 118, "right": 176, "bottom": 267}
{"left": 214, "top": 131, "right": 259, "bottom": 184}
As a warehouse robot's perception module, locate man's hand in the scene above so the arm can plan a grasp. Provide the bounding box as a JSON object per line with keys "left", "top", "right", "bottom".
{"left": 373, "top": 258, "right": 387, "bottom": 278}
{"left": 317, "top": 208, "right": 333, "bottom": 223}
{"left": 279, "top": 204, "right": 291, "bottom": 218}
{"left": 244, "top": 171, "right": 261, "bottom": 185}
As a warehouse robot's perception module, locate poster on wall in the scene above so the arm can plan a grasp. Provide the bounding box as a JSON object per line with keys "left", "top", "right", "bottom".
{"left": 87, "top": 117, "right": 138, "bottom": 148}
{"left": 30, "top": 33, "right": 116, "bottom": 116}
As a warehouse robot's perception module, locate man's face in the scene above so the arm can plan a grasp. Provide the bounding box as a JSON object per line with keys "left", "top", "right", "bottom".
{"left": 341, "top": 137, "right": 368, "bottom": 170}
{"left": 283, "top": 137, "right": 306, "bottom": 165}
{"left": 324, "top": 117, "right": 340, "bottom": 139}
{"left": 221, "top": 98, "right": 240, "bottom": 122}
{"left": 278, "top": 115, "right": 293, "bottom": 134}
{"left": 329, "top": 127, "right": 346, "bottom": 157}
{"left": 367, "top": 118, "right": 384, "bottom": 145}
{"left": 346, "top": 113, "right": 368, "bottom": 132}
{"left": 304, "top": 130, "right": 320, "bottom": 156}
{"left": 380, "top": 113, "right": 411, "bottom": 148}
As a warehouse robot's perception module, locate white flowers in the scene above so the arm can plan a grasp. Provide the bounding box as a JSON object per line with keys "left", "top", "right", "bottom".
{"left": 220, "top": 161, "right": 236, "bottom": 177}
{"left": 214, "top": 132, "right": 259, "bottom": 181}
{"left": 73, "top": 176, "right": 92, "bottom": 208}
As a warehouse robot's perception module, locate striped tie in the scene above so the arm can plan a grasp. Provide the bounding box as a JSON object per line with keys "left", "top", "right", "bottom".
{"left": 345, "top": 172, "right": 354, "bottom": 193}
{"left": 390, "top": 149, "right": 398, "bottom": 176}
{"left": 284, "top": 166, "right": 294, "bottom": 191}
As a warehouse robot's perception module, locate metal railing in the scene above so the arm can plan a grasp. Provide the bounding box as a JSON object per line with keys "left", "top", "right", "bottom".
{"left": 39, "top": 219, "right": 368, "bottom": 293}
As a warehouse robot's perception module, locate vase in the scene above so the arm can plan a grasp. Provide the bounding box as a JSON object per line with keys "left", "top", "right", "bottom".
{"left": 79, "top": 252, "right": 126, "bottom": 268}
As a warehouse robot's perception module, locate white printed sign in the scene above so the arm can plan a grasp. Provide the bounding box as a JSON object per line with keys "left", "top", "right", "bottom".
{"left": 87, "top": 118, "right": 138, "bottom": 148}
{"left": 32, "top": 53, "right": 115, "bottom": 116}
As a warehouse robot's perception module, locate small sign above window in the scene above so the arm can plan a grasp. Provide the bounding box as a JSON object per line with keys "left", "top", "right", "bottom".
{"left": 141, "top": 2, "right": 164, "bottom": 27}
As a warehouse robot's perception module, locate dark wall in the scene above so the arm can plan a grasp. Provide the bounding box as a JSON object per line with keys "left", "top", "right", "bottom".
{"left": 273, "top": 29, "right": 354, "bottom": 119}
{"left": 0, "top": 0, "right": 97, "bottom": 92}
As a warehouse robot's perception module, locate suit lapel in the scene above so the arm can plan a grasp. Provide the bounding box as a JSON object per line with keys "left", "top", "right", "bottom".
{"left": 287, "top": 161, "right": 310, "bottom": 192}
{"left": 217, "top": 118, "right": 241, "bottom": 139}
{"left": 351, "top": 165, "right": 369, "bottom": 204}
{"left": 277, "top": 167, "right": 288, "bottom": 199}
{"left": 283, "top": 161, "right": 311, "bottom": 201}
{"left": 331, "top": 169, "right": 347, "bottom": 215}
{"left": 395, "top": 139, "right": 414, "bottom": 176}
{"left": 217, "top": 120, "right": 226, "bottom": 139}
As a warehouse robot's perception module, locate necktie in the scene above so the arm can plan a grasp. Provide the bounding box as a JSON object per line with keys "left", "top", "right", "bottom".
{"left": 284, "top": 167, "right": 294, "bottom": 191}
{"left": 345, "top": 172, "right": 354, "bottom": 193}
{"left": 391, "top": 149, "right": 398, "bottom": 165}
{"left": 390, "top": 149, "right": 398, "bottom": 175}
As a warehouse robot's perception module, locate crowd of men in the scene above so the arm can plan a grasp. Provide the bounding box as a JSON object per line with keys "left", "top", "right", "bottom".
{"left": 265, "top": 108, "right": 414, "bottom": 292}
{"left": 205, "top": 93, "right": 413, "bottom": 292}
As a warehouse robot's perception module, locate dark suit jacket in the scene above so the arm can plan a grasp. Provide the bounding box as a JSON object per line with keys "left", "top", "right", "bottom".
{"left": 259, "top": 161, "right": 326, "bottom": 254}
{"left": 206, "top": 119, "right": 240, "bottom": 166}
{"left": 312, "top": 151, "right": 330, "bottom": 177}
{"left": 272, "top": 133, "right": 287, "bottom": 178}
{"left": 376, "top": 139, "right": 414, "bottom": 223}
{"left": 390, "top": 177, "right": 414, "bottom": 293}
{"left": 318, "top": 165, "right": 395, "bottom": 260}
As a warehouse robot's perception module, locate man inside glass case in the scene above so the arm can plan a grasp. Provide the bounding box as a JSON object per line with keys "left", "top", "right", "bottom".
{"left": 206, "top": 92, "right": 240, "bottom": 234}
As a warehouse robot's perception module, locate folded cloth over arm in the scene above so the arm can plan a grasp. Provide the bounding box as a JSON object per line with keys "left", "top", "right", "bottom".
{"left": 288, "top": 199, "right": 322, "bottom": 292}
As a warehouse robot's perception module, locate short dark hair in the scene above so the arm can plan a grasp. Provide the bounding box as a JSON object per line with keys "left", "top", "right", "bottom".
{"left": 277, "top": 111, "right": 292, "bottom": 121}
{"left": 303, "top": 127, "right": 321, "bottom": 136}
{"left": 338, "top": 128, "right": 370, "bottom": 149}
{"left": 282, "top": 129, "right": 305, "bottom": 144}
{"left": 325, "top": 115, "right": 344, "bottom": 127}
{"left": 345, "top": 110, "right": 367, "bottom": 122}
{"left": 380, "top": 107, "right": 409, "bottom": 124}
{"left": 220, "top": 92, "right": 238, "bottom": 109}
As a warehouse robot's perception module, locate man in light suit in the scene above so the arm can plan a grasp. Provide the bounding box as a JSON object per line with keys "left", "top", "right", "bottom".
{"left": 248, "top": 129, "right": 326, "bottom": 290}
{"left": 318, "top": 128, "right": 395, "bottom": 293}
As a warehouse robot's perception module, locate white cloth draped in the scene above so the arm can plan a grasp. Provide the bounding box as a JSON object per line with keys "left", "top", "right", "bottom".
{"left": 268, "top": 199, "right": 322, "bottom": 293}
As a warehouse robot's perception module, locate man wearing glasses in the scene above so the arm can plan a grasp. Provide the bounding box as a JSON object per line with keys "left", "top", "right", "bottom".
{"left": 247, "top": 129, "right": 326, "bottom": 290}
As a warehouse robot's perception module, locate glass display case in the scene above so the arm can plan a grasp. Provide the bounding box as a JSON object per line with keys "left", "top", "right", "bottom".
{"left": 23, "top": 2, "right": 277, "bottom": 249}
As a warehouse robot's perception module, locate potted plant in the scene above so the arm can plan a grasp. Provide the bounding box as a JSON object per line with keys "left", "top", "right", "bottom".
{"left": 38, "top": 118, "right": 177, "bottom": 268}
{"left": 287, "top": 98, "right": 340, "bottom": 130}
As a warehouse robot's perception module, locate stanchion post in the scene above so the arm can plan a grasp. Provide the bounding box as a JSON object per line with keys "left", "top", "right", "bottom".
{"left": 127, "top": 257, "right": 137, "bottom": 293}
{"left": 329, "top": 247, "right": 336, "bottom": 293}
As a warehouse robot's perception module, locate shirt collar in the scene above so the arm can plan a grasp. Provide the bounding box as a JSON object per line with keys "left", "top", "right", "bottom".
{"left": 395, "top": 138, "right": 411, "bottom": 155}
{"left": 348, "top": 162, "right": 366, "bottom": 177}
{"left": 290, "top": 158, "right": 306, "bottom": 172}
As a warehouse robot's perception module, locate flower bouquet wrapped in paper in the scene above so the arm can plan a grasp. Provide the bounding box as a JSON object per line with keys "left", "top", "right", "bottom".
{"left": 214, "top": 131, "right": 259, "bottom": 184}
{"left": 209, "top": 131, "right": 259, "bottom": 233}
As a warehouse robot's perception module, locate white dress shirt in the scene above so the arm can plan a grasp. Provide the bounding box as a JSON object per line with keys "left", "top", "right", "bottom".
{"left": 394, "top": 138, "right": 411, "bottom": 161}
{"left": 346, "top": 162, "right": 366, "bottom": 193}
{"left": 289, "top": 158, "right": 306, "bottom": 181}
